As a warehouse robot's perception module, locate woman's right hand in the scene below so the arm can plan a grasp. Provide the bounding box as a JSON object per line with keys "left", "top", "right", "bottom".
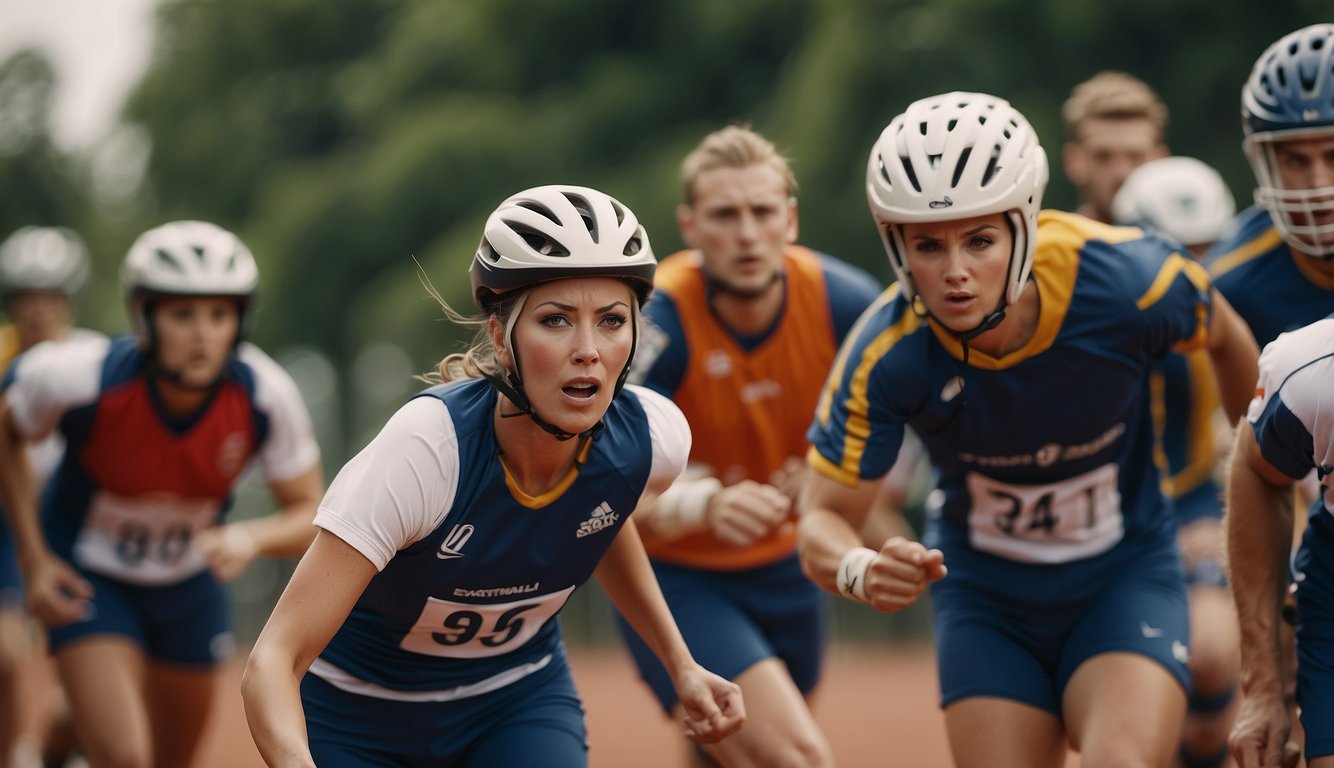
{"left": 24, "top": 552, "right": 94, "bottom": 627}
{"left": 674, "top": 664, "right": 746, "bottom": 744}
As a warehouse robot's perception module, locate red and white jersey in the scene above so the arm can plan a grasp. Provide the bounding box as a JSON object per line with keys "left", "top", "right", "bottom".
{"left": 3, "top": 334, "right": 319, "bottom": 585}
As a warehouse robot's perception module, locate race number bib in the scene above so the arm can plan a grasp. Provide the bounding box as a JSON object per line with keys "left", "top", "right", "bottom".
{"left": 965, "top": 464, "right": 1123, "bottom": 563}
{"left": 74, "top": 492, "right": 218, "bottom": 585}
{"left": 400, "top": 586, "right": 575, "bottom": 659}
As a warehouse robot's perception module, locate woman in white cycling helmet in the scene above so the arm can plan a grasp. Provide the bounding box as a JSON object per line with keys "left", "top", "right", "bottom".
{"left": 798, "top": 92, "right": 1259, "bottom": 768}
{"left": 0, "top": 220, "right": 324, "bottom": 768}
{"left": 243, "top": 185, "right": 744, "bottom": 768}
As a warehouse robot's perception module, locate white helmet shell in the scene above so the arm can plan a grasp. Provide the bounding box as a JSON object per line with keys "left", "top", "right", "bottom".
{"left": 122, "top": 220, "right": 259, "bottom": 299}
{"left": 1111, "top": 157, "right": 1236, "bottom": 248}
{"left": 0, "top": 226, "right": 89, "bottom": 295}
{"left": 867, "top": 92, "right": 1048, "bottom": 305}
{"left": 470, "top": 185, "right": 656, "bottom": 310}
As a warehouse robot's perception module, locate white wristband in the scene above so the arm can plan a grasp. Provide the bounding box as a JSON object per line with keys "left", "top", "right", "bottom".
{"left": 651, "top": 476, "right": 723, "bottom": 539}
{"left": 836, "top": 547, "right": 877, "bottom": 604}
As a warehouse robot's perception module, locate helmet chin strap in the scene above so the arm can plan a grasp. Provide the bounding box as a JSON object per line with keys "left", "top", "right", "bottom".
{"left": 483, "top": 294, "right": 642, "bottom": 443}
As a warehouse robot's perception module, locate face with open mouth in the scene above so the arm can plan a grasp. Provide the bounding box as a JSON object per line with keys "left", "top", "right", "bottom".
{"left": 497, "top": 277, "right": 637, "bottom": 436}
{"left": 900, "top": 212, "right": 1012, "bottom": 335}
{"left": 151, "top": 295, "right": 241, "bottom": 389}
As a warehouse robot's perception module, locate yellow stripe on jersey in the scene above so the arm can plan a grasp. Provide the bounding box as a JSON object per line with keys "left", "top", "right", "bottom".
{"left": 1136, "top": 254, "right": 1210, "bottom": 352}
{"left": 1163, "top": 349, "right": 1222, "bottom": 497}
{"left": 816, "top": 283, "right": 900, "bottom": 426}
{"left": 832, "top": 310, "right": 922, "bottom": 480}
{"left": 0, "top": 325, "right": 19, "bottom": 374}
{"left": 808, "top": 444, "right": 858, "bottom": 487}
{"left": 1149, "top": 369, "right": 1170, "bottom": 487}
{"left": 929, "top": 211, "right": 1091, "bottom": 370}
{"left": 1208, "top": 229, "right": 1284, "bottom": 279}
{"left": 499, "top": 436, "right": 592, "bottom": 509}
{"left": 1292, "top": 248, "right": 1334, "bottom": 290}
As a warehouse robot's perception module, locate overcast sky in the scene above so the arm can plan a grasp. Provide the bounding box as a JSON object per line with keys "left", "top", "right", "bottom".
{"left": 0, "top": 0, "right": 160, "bottom": 151}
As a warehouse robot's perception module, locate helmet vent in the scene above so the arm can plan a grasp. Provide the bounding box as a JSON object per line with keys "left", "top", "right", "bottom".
{"left": 981, "top": 147, "right": 1002, "bottom": 187}
{"left": 516, "top": 201, "right": 561, "bottom": 227}
{"left": 951, "top": 147, "right": 972, "bottom": 187}
{"left": 513, "top": 224, "right": 569, "bottom": 258}
{"left": 625, "top": 231, "right": 643, "bottom": 256}
{"left": 561, "top": 191, "right": 599, "bottom": 244}
{"left": 154, "top": 248, "right": 185, "bottom": 273}
{"left": 898, "top": 155, "right": 920, "bottom": 193}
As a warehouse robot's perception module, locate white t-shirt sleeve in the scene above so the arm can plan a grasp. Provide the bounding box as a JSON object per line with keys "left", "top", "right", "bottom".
{"left": 314, "top": 396, "right": 460, "bottom": 571}
{"left": 4, "top": 336, "right": 109, "bottom": 441}
{"left": 628, "top": 384, "right": 691, "bottom": 494}
{"left": 240, "top": 343, "right": 322, "bottom": 482}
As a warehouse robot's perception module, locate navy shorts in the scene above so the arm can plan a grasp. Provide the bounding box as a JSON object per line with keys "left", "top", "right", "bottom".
{"left": 303, "top": 648, "right": 587, "bottom": 767}
{"left": 1293, "top": 512, "right": 1334, "bottom": 760}
{"left": 932, "top": 549, "right": 1190, "bottom": 714}
{"left": 0, "top": 517, "right": 21, "bottom": 610}
{"left": 613, "top": 553, "right": 826, "bottom": 713}
{"left": 47, "top": 568, "right": 232, "bottom": 666}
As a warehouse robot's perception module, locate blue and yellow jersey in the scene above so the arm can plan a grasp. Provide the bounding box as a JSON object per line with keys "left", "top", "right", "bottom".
{"left": 0, "top": 324, "right": 19, "bottom": 375}
{"left": 809, "top": 211, "right": 1211, "bottom": 603}
{"left": 1151, "top": 348, "right": 1223, "bottom": 525}
{"left": 1207, "top": 206, "right": 1334, "bottom": 348}
{"left": 632, "top": 245, "right": 881, "bottom": 570}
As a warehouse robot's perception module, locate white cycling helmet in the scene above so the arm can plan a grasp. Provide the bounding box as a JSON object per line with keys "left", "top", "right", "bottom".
{"left": 867, "top": 92, "right": 1048, "bottom": 307}
{"left": 0, "top": 226, "right": 89, "bottom": 296}
{"left": 1242, "top": 23, "right": 1334, "bottom": 257}
{"left": 471, "top": 185, "right": 656, "bottom": 311}
{"left": 469, "top": 185, "right": 657, "bottom": 440}
{"left": 1112, "top": 156, "right": 1236, "bottom": 247}
{"left": 122, "top": 220, "right": 259, "bottom": 338}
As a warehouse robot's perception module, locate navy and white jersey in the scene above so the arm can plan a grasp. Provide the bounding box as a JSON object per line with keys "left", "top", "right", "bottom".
{"left": 1207, "top": 206, "right": 1334, "bottom": 349}
{"left": 1, "top": 334, "right": 319, "bottom": 585}
{"left": 311, "top": 378, "right": 689, "bottom": 700}
{"left": 809, "top": 211, "right": 1212, "bottom": 604}
{"left": 1247, "top": 315, "right": 1334, "bottom": 514}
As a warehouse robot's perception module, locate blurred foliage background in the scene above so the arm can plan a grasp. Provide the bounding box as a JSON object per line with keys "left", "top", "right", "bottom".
{"left": 0, "top": 0, "right": 1328, "bottom": 641}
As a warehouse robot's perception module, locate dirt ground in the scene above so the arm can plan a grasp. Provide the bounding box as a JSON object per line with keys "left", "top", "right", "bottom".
{"left": 193, "top": 642, "right": 1080, "bottom": 767}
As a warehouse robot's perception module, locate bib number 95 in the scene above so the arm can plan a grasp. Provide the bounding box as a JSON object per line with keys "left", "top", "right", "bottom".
{"left": 399, "top": 586, "right": 574, "bottom": 659}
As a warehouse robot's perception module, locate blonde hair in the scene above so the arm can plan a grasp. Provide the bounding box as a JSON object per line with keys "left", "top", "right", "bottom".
{"left": 681, "top": 124, "right": 798, "bottom": 205}
{"left": 419, "top": 266, "right": 521, "bottom": 385}
{"left": 1062, "top": 71, "right": 1168, "bottom": 143}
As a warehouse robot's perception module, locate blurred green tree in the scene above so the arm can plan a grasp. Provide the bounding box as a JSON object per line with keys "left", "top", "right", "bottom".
{"left": 117, "top": 0, "right": 1327, "bottom": 457}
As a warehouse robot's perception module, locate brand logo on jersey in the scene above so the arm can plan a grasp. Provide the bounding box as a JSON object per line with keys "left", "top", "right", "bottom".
{"left": 740, "top": 379, "right": 782, "bottom": 403}
{"left": 928, "top": 196, "right": 953, "bottom": 209}
{"left": 1172, "top": 640, "right": 1190, "bottom": 664}
{"left": 216, "top": 431, "right": 250, "bottom": 479}
{"left": 1303, "top": 108, "right": 1321, "bottom": 123}
{"left": 576, "top": 501, "right": 618, "bottom": 538}
{"left": 1139, "top": 622, "right": 1164, "bottom": 639}
{"left": 706, "top": 349, "right": 733, "bottom": 378}
{"left": 436, "top": 524, "right": 475, "bottom": 559}
{"left": 958, "top": 423, "right": 1125, "bottom": 468}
